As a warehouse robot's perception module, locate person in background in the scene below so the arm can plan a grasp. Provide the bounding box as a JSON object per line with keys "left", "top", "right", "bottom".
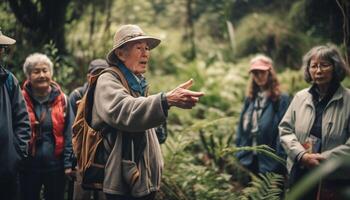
{"left": 69, "top": 59, "right": 108, "bottom": 116}
{"left": 279, "top": 44, "right": 350, "bottom": 199}
{"left": 20, "top": 53, "right": 74, "bottom": 200}
{"left": 92, "top": 24, "right": 204, "bottom": 200}
{"left": 0, "top": 31, "right": 31, "bottom": 200}
{"left": 236, "top": 55, "right": 289, "bottom": 178}
{"left": 69, "top": 58, "right": 108, "bottom": 200}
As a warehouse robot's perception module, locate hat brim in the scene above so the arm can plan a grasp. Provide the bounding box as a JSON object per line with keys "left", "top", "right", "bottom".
{"left": 249, "top": 65, "right": 270, "bottom": 72}
{"left": 0, "top": 35, "right": 16, "bottom": 45}
{"left": 107, "top": 36, "right": 160, "bottom": 63}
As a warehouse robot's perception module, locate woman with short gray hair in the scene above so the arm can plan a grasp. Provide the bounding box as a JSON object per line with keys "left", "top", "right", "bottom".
{"left": 19, "top": 53, "right": 74, "bottom": 200}
{"left": 279, "top": 44, "right": 350, "bottom": 199}
{"left": 302, "top": 44, "right": 348, "bottom": 84}
{"left": 23, "top": 53, "right": 54, "bottom": 77}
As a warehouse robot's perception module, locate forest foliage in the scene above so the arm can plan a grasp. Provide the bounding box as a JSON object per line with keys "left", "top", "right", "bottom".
{"left": 1, "top": 0, "right": 350, "bottom": 199}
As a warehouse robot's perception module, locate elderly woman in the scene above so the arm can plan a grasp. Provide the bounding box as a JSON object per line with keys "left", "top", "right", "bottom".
{"left": 236, "top": 55, "right": 289, "bottom": 177}
{"left": 20, "top": 53, "right": 74, "bottom": 200}
{"left": 91, "top": 24, "right": 203, "bottom": 200}
{"left": 279, "top": 44, "right": 350, "bottom": 199}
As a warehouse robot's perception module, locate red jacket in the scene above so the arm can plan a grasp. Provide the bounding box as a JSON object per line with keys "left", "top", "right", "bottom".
{"left": 22, "top": 81, "right": 66, "bottom": 158}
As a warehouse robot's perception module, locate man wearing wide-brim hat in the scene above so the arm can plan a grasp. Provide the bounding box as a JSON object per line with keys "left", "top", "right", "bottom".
{"left": 0, "top": 31, "right": 31, "bottom": 200}
{"left": 89, "top": 24, "right": 204, "bottom": 199}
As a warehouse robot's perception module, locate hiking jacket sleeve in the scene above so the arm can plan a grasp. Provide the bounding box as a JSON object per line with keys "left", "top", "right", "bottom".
{"left": 68, "top": 85, "right": 87, "bottom": 116}
{"left": 91, "top": 72, "right": 167, "bottom": 132}
{"left": 68, "top": 89, "right": 80, "bottom": 117}
{"left": 63, "top": 97, "right": 74, "bottom": 169}
{"left": 11, "top": 74, "right": 31, "bottom": 159}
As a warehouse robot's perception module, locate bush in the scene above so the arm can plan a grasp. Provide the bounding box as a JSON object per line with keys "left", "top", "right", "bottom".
{"left": 234, "top": 13, "right": 307, "bottom": 68}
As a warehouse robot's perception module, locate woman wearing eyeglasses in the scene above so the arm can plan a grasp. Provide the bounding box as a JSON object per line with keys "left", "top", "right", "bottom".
{"left": 279, "top": 44, "right": 350, "bottom": 199}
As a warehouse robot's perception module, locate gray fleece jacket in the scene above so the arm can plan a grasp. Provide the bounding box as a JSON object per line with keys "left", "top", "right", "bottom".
{"left": 91, "top": 70, "right": 166, "bottom": 197}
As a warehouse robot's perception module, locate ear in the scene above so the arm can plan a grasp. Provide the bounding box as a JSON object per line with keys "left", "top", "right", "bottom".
{"left": 115, "top": 49, "right": 126, "bottom": 62}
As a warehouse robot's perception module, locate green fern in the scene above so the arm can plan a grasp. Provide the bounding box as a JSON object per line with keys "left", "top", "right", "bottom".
{"left": 221, "top": 145, "right": 286, "bottom": 166}
{"left": 239, "top": 173, "right": 284, "bottom": 200}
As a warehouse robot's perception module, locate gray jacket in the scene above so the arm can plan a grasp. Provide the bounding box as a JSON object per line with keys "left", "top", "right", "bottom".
{"left": 0, "top": 67, "right": 31, "bottom": 181}
{"left": 279, "top": 85, "right": 350, "bottom": 178}
{"left": 91, "top": 71, "right": 166, "bottom": 197}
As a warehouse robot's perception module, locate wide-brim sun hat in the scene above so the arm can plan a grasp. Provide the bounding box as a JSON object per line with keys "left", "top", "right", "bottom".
{"left": 0, "top": 31, "right": 16, "bottom": 45}
{"left": 107, "top": 24, "right": 161, "bottom": 62}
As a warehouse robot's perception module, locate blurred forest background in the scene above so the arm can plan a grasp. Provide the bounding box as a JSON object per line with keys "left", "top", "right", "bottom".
{"left": 1, "top": 0, "right": 350, "bottom": 199}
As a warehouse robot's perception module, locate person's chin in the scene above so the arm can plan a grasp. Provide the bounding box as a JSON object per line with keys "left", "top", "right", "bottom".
{"left": 315, "top": 80, "right": 330, "bottom": 86}
{"left": 138, "top": 67, "right": 147, "bottom": 74}
{"left": 34, "top": 83, "right": 50, "bottom": 90}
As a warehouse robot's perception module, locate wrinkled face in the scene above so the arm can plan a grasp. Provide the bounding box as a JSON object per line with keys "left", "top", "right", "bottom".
{"left": 309, "top": 56, "right": 333, "bottom": 86}
{"left": 118, "top": 40, "right": 150, "bottom": 75}
{"left": 29, "top": 62, "right": 52, "bottom": 91}
{"left": 251, "top": 70, "right": 269, "bottom": 88}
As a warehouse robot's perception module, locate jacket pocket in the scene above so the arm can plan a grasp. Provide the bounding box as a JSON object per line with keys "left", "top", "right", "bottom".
{"left": 122, "top": 159, "right": 140, "bottom": 189}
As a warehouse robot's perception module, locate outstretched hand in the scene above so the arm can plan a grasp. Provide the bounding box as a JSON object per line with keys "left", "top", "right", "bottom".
{"left": 166, "top": 79, "right": 204, "bottom": 109}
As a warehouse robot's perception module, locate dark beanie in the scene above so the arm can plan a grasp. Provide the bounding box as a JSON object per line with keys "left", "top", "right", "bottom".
{"left": 88, "top": 59, "right": 108, "bottom": 74}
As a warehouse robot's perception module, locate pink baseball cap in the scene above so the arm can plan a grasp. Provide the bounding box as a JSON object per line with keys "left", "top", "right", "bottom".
{"left": 249, "top": 58, "right": 272, "bottom": 72}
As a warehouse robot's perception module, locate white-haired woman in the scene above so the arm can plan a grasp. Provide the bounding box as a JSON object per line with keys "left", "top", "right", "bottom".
{"left": 236, "top": 55, "right": 289, "bottom": 177}
{"left": 19, "top": 53, "right": 74, "bottom": 200}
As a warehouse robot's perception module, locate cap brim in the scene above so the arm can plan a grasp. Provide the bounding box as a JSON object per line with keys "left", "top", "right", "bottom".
{"left": 249, "top": 65, "right": 270, "bottom": 72}
{"left": 0, "top": 35, "right": 16, "bottom": 45}
{"left": 107, "top": 36, "right": 160, "bottom": 63}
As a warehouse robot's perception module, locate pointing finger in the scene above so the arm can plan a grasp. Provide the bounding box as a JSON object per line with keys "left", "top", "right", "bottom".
{"left": 184, "top": 90, "right": 204, "bottom": 97}
{"left": 178, "top": 79, "right": 193, "bottom": 89}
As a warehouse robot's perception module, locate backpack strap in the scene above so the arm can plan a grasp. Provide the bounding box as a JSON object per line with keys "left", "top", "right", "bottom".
{"left": 104, "top": 66, "right": 132, "bottom": 94}
{"left": 87, "top": 66, "right": 131, "bottom": 95}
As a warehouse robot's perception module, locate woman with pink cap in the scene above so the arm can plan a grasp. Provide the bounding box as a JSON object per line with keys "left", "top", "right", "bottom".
{"left": 236, "top": 55, "right": 289, "bottom": 179}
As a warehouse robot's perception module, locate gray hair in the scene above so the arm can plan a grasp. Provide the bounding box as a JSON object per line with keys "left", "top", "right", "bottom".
{"left": 303, "top": 44, "right": 348, "bottom": 84}
{"left": 23, "top": 53, "right": 53, "bottom": 77}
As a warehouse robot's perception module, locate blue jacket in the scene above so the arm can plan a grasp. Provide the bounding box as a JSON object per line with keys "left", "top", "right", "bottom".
{"left": 0, "top": 67, "right": 31, "bottom": 181}
{"left": 236, "top": 93, "right": 289, "bottom": 174}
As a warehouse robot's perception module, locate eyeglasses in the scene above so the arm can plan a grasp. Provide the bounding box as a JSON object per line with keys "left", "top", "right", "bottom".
{"left": 309, "top": 62, "right": 332, "bottom": 71}
{"left": 0, "top": 45, "right": 8, "bottom": 52}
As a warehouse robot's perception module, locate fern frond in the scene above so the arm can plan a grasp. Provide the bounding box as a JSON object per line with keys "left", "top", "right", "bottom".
{"left": 239, "top": 173, "right": 284, "bottom": 200}
{"left": 221, "top": 145, "right": 286, "bottom": 165}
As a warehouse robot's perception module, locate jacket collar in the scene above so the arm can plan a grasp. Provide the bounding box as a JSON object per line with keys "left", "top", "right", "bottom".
{"left": 304, "top": 84, "right": 344, "bottom": 107}
{"left": 0, "top": 66, "right": 10, "bottom": 84}
{"left": 23, "top": 80, "right": 62, "bottom": 104}
{"left": 107, "top": 54, "right": 148, "bottom": 96}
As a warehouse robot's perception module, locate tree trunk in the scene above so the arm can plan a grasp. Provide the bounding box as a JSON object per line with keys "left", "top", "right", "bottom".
{"left": 104, "top": 0, "right": 113, "bottom": 32}
{"left": 184, "top": 0, "right": 196, "bottom": 60}
{"left": 89, "top": 4, "right": 97, "bottom": 45}
{"left": 8, "top": 0, "right": 70, "bottom": 53}
{"left": 336, "top": 0, "right": 350, "bottom": 66}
